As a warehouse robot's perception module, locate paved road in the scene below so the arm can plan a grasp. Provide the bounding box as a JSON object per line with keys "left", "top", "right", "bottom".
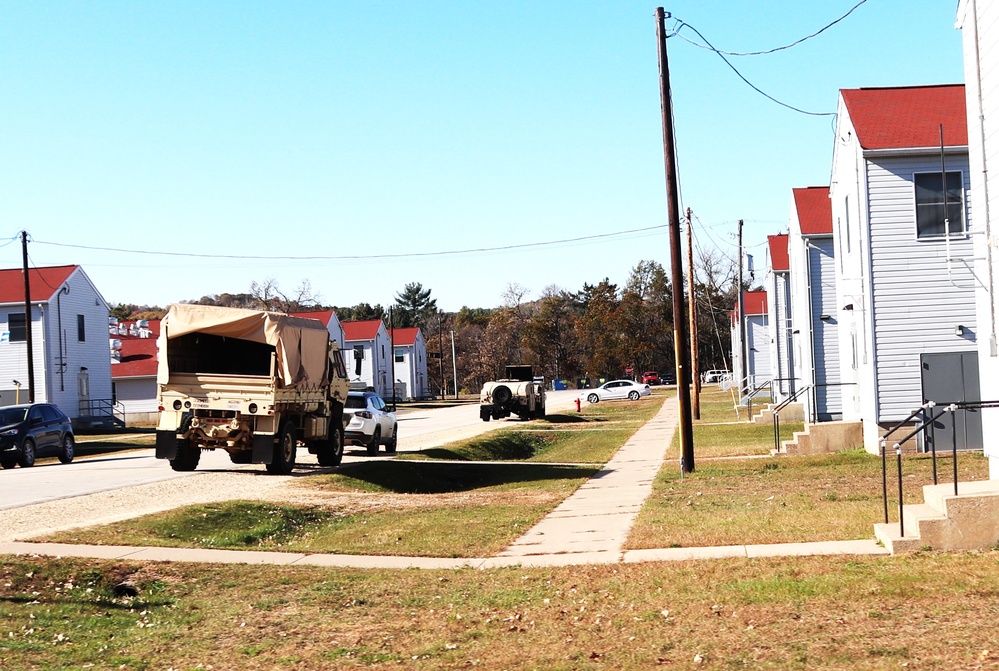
{"left": 0, "top": 389, "right": 582, "bottom": 511}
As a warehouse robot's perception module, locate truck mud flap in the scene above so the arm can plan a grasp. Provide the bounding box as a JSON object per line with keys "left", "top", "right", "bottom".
{"left": 479, "top": 405, "right": 493, "bottom": 421}
{"left": 252, "top": 434, "right": 274, "bottom": 464}
{"left": 155, "top": 431, "right": 178, "bottom": 460}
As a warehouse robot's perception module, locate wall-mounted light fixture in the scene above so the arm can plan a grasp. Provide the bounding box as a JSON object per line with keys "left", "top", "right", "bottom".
{"left": 842, "top": 304, "right": 854, "bottom": 311}
{"left": 819, "top": 314, "right": 831, "bottom": 321}
{"left": 955, "top": 325, "right": 964, "bottom": 336}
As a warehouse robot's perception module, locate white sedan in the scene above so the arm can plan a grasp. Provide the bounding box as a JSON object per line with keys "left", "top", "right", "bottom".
{"left": 580, "top": 380, "right": 651, "bottom": 403}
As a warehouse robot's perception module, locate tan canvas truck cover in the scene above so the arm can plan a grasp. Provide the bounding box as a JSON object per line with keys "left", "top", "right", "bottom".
{"left": 157, "top": 304, "right": 331, "bottom": 389}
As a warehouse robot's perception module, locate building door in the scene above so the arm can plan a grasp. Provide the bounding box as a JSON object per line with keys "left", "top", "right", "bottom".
{"left": 77, "top": 368, "right": 90, "bottom": 416}
{"left": 920, "top": 352, "right": 982, "bottom": 452}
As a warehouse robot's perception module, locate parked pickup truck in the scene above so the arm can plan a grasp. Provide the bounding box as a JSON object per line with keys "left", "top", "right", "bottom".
{"left": 155, "top": 304, "right": 350, "bottom": 473}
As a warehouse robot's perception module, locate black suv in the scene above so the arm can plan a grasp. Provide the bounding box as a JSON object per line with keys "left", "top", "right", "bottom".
{"left": 0, "top": 403, "right": 76, "bottom": 469}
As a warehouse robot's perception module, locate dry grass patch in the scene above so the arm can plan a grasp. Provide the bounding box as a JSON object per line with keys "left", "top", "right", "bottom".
{"left": 627, "top": 450, "right": 991, "bottom": 549}
{"left": 4, "top": 553, "right": 999, "bottom": 669}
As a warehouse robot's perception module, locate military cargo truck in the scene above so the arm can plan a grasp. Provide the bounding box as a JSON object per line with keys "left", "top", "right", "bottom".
{"left": 155, "top": 304, "right": 349, "bottom": 473}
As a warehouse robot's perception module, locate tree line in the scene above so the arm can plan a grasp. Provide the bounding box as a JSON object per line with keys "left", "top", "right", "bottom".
{"left": 110, "top": 254, "right": 740, "bottom": 394}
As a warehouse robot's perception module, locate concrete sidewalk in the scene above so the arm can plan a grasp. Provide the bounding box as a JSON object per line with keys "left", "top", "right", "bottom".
{"left": 0, "top": 396, "right": 890, "bottom": 568}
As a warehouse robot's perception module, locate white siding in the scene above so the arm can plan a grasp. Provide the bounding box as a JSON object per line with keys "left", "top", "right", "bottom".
{"left": 866, "top": 156, "right": 978, "bottom": 421}
{"left": 746, "top": 314, "right": 770, "bottom": 388}
{"left": 0, "top": 304, "right": 45, "bottom": 403}
{"left": 768, "top": 271, "right": 793, "bottom": 399}
{"left": 115, "top": 377, "right": 158, "bottom": 413}
{"left": 960, "top": 0, "right": 999, "bottom": 466}
{"left": 0, "top": 267, "right": 110, "bottom": 418}
{"left": 808, "top": 239, "right": 843, "bottom": 420}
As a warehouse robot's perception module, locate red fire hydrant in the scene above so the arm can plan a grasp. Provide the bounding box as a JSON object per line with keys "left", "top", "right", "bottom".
{"left": 574, "top": 397, "right": 581, "bottom": 412}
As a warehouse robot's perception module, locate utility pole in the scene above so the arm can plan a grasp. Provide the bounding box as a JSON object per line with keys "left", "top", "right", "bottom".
{"left": 388, "top": 307, "right": 396, "bottom": 410}
{"left": 450, "top": 329, "right": 458, "bottom": 400}
{"left": 438, "top": 311, "right": 446, "bottom": 397}
{"left": 21, "top": 231, "right": 35, "bottom": 403}
{"left": 656, "top": 8, "right": 694, "bottom": 473}
{"left": 686, "top": 208, "right": 700, "bottom": 419}
{"left": 737, "top": 219, "right": 747, "bottom": 397}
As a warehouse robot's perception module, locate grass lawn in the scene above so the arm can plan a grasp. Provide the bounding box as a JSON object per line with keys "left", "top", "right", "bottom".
{"left": 3, "top": 553, "right": 999, "bottom": 670}
{"left": 38, "top": 395, "right": 668, "bottom": 557}
{"left": 627, "top": 449, "right": 992, "bottom": 549}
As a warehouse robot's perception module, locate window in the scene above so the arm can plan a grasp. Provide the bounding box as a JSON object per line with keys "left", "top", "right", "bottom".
{"left": 395, "top": 347, "right": 405, "bottom": 363}
{"left": 8, "top": 313, "right": 25, "bottom": 342}
{"left": 915, "top": 171, "right": 965, "bottom": 238}
{"left": 353, "top": 345, "right": 365, "bottom": 360}
{"left": 77, "top": 314, "right": 86, "bottom": 342}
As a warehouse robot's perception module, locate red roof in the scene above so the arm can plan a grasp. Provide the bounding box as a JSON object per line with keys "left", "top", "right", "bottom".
{"left": 342, "top": 319, "right": 383, "bottom": 341}
{"left": 110, "top": 319, "right": 161, "bottom": 379}
{"left": 742, "top": 291, "right": 768, "bottom": 316}
{"left": 792, "top": 187, "right": 832, "bottom": 235}
{"left": 768, "top": 235, "right": 789, "bottom": 273}
{"left": 0, "top": 265, "right": 77, "bottom": 304}
{"left": 840, "top": 85, "right": 967, "bottom": 150}
{"left": 290, "top": 309, "right": 336, "bottom": 327}
{"left": 389, "top": 327, "right": 420, "bottom": 346}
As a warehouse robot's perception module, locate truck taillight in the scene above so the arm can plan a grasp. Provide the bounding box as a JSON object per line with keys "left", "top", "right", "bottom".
{"left": 173, "top": 400, "right": 183, "bottom": 410}
{"left": 248, "top": 403, "right": 258, "bottom": 414}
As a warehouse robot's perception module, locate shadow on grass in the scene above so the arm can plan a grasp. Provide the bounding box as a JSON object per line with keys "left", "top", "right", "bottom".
{"left": 332, "top": 460, "right": 598, "bottom": 494}
{"left": 544, "top": 414, "right": 599, "bottom": 424}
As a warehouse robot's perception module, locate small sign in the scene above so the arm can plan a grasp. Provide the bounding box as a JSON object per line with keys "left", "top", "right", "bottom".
{"left": 428, "top": 352, "right": 443, "bottom": 359}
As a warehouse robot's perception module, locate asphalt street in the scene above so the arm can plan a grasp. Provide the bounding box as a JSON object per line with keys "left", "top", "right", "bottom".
{"left": 0, "top": 389, "right": 582, "bottom": 511}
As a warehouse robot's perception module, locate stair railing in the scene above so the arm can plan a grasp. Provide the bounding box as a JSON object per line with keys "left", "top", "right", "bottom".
{"left": 878, "top": 399, "right": 999, "bottom": 538}
{"left": 743, "top": 379, "right": 772, "bottom": 419}
{"left": 771, "top": 383, "right": 811, "bottom": 454}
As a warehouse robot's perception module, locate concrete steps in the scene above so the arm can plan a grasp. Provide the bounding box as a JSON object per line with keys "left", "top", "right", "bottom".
{"left": 772, "top": 420, "right": 863, "bottom": 456}
{"left": 874, "top": 480, "right": 999, "bottom": 554}
{"left": 749, "top": 402, "right": 803, "bottom": 425}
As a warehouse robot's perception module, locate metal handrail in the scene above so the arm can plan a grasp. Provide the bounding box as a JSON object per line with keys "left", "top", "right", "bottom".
{"left": 743, "top": 379, "right": 772, "bottom": 418}
{"left": 772, "top": 384, "right": 812, "bottom": 453}
{"left": 878, "top": 398, "right": 999, "bottom": 538}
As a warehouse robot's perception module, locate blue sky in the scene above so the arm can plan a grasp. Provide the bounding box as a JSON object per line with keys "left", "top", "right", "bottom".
{"left": 0, "top": 1, "right": 965, "bottom": 311}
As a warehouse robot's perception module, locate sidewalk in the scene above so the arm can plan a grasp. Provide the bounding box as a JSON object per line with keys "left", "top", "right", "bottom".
{"left": 0, "top": 397, "right": 889, "bottom": 567}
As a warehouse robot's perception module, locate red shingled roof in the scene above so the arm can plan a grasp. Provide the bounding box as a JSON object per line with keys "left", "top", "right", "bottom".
{"left": 792, "top": 187, "right": 832, "bottom": 235}
{"left": 768, "top": 235, "right": 789, "bottom": 273}
{"left": 110, "top": 320, "right": 161, "bottom": 379}
{"left": 840, "top": 85, "right": 967, "bottom": 150}
{"left": 389, "top": 327, "right": 420, "bottom": 346}
{"left": 743, "top": 291, "right": 768, "bottom": 316}
{"left": 343, "top": 319, "right": 383, "bottom": 341}
{"left": 290, "top": 309, "right": 336, "bottom": 327}
{"left": 0, "top": 265, "right": 77, "bottom": 304}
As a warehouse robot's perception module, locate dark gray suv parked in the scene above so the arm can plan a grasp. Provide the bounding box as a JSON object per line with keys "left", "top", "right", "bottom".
{"left": 0, "top": 403, "right": 76, "bottom": 469}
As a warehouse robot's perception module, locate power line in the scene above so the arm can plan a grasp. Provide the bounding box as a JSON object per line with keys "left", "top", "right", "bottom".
{"left": 32, "top": 224, "right": 667, "bottom": 262}
{"left": 671, "top": 1, "right": 869, "bottom": 57}
{"left": 666, "top": 17, "right": 836, "bottom": 117}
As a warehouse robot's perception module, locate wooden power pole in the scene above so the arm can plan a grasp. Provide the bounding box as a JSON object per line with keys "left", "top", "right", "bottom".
{"left": 655, "top": 8, "right": 694, "bottom": 473}
{"left": 686, "top": 208, "right": 700, "bottom": 420}
{"left": 21, "top": 231, "right": 35, "bottom": 403}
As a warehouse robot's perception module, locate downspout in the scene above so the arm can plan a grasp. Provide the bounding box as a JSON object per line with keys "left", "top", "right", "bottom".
{"left": 969, "top": 0, "right": 998, "bottom": 355}
{"left": 56, "top": 284, "right": 69, "bottom": 391}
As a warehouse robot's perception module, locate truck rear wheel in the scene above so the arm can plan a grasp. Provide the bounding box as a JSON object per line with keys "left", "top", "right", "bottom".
{"left": 266, "top": 422, "right": 297, "bottom": 474}
{"left": 170, "top": 439, "right": 201, "bottom": 472}
{"left": 317, "top": 423, "right": 344, "bottom": 467}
